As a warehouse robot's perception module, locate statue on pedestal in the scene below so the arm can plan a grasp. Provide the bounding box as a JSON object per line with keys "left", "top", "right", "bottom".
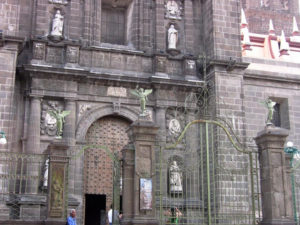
{"left": 261, "top": 98, "right": 276, "bottom": 126}
{"left": 130, "top": 87, "right": 152, "bottom": 116}
{"left": 168, "top": 25, "right": 178, "bottom": 50}
{"left": 51, "top": 10, "right": 64, "bottom": 37}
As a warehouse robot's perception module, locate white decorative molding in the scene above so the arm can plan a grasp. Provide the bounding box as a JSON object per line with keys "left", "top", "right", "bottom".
{"left": 107, "top": 87, "right": 127, "bottom": 97}
{"left": 48, "top": 0, "right": 68, "bottom": 5}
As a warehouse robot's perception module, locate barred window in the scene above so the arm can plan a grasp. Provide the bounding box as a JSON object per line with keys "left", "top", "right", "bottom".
{"left": 101, "top": 6, "right": 126, "bottom": 45}
{"left": 272, "top": 103, "right": 281, "bottom": 127}
{"left": 270, "top": 98, "right": 290, "bottom": 129}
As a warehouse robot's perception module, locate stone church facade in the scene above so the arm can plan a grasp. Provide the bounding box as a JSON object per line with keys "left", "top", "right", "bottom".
{"left": 0, "top": 0, "right": 300, "bottom": 225}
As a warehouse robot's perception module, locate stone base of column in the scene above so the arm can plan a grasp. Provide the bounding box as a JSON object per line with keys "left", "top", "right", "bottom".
{"left": 0, "top": 203, "right": 10, "bottom": 220}
{"left": 19, "top": 195, "right": 47, "bottom": 220}
{"left": 260, "top": 219, "right": 296, "bottom": 225}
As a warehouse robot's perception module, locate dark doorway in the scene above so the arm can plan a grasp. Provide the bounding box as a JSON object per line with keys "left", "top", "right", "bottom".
{"left": 85, "top": 194, "right": 106, "bottom": 225}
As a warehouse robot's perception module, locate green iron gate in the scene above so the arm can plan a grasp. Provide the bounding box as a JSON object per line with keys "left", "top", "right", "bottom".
{"left": 156, "top": 119, "right": 261, "bottom": 225}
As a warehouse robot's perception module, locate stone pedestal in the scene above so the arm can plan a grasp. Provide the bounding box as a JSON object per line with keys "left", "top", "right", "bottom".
{"left": 45, "top": 140, "right": 69, "bottom": 224}
{"left": 122, "top": 120, "right": 159, "bottom": 225}
{"left": 19, "top": 195, "right": 47, "bottom": 220}
{"left": 255, "top": 126, "right": 295, "bottom": 225}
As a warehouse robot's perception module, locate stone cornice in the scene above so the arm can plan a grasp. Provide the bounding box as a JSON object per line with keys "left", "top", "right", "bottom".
{"left": 21, "top": 64, "right": 205, "bottom": 90}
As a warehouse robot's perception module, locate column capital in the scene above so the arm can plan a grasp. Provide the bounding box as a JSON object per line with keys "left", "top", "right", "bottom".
{"left": 64, "top": 97, "right": 77, "bottom": 102}
{"left": 28, "top": 94, "right": 43, "bottom": 100}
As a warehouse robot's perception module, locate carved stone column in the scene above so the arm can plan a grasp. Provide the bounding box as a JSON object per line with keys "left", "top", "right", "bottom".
{"left": 20, "top": 96, "right": 45, "bottom": 220}
{"left": 63, "top": 98, "right": 76, "bottom": 146}
{"left": 121, "top": 120, "right": 159, "bottom": 225}
{"left": 255, "top": 126, "right": 295, "bottom": 225}
{"left": 25, "top": 95, "right": 42, "bottom": 194}
{"left": 26, "top": 95, "right": 42, "bottom": 154}
{"left": 46, "top": 140, "right": 69, "bottom": 225}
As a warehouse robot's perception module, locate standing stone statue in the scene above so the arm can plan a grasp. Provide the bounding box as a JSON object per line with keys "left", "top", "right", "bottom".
{"left": 261, "top": 98, "right": 276, "bottom": 125}
{"left": 169, "top": 161, "right": 183, "bottom": 193}
{"left": 43, "top": 158, "right": 49, "bottom": 187}
{"left": 51, "top": 10, "right": 64, "bottom": 37}
{"left": 168, "top": 25, "right": 178, "bottom": 50}
{"left": 48, "top": 109, "right": 70, "bottom": 138}
{"left": 130, "top": 87, "right": 152, "bottom": 116}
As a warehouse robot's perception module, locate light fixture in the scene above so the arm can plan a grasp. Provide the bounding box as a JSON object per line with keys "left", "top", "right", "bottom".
{"left": 0, "top": 131, "right": 7, "bottom": 145}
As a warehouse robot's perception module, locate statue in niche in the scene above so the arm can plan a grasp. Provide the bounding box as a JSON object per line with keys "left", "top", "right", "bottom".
{"left": 48, "top": 109, "right": 70, "bottom": 138}
{"left": 169, "top": 119, "right": 181, "bottom": 136}
{"left": 43, "top": 158, "right": 49, "bottom": 187}
{"left": 168, "top": 25, "right": 178, "bottom": 50}
{"left": 51, "top": 10, "right": 64, "bottom": 37}
{"left": 261, "top": 98, "right": 276, "bottom": 126}
{"left": 169, "top": 161, "right": 183, "bottom": 193}
{"left": 130, "top": 87, "right": 152, "bottom": 116}
{"left": 165, "top": 0, "right": 182, "bottom": 19}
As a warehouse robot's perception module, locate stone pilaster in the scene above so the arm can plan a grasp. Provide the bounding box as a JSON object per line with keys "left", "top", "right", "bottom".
{"left": 255, "top": 126, "right": 295, "bottom": 225}
{"left": 155, "top": 106, "right": 166, "bottom": 144}
{"left": 121, "top": 120, "right": 159, "bottom": 225}
{"left": 122, "top": 143, "right": 135, "bottom": 223}
{"left": 63, "top": 98, "right": 76, "bottom": 146}
{"left": 46, "top": 140, "right": 69, "bottom": 225}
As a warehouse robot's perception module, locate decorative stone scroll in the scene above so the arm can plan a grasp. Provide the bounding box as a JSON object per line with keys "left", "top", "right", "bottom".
{"left": 165, "top": 0, "right": 183, "bottom": 20}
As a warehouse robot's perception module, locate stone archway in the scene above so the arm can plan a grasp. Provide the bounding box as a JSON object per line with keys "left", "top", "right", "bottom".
{"left": 83, "top": 116, "right": 131, "bottom": 225}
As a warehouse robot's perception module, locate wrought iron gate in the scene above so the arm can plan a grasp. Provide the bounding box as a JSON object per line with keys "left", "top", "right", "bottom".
{"left": 156, "top": 119, "right": 260, "bottom": 225}
{"left": 0, "top": 151, "right": 48, "bottom": 220}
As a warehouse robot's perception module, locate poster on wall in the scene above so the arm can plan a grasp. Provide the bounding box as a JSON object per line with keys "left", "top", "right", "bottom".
{"left": 140, "top": 178, "right": 152, "bottom": 210}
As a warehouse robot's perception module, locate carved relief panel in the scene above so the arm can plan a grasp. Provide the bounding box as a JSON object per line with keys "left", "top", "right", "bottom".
{"left": 41, "top": 100, "right": 65, "bottom": 137}
{"left": 166, "top": 108, "right": 185, "bottom": 146}
{"left": 165, "top": 0, "right": 183, "bottom": 20}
